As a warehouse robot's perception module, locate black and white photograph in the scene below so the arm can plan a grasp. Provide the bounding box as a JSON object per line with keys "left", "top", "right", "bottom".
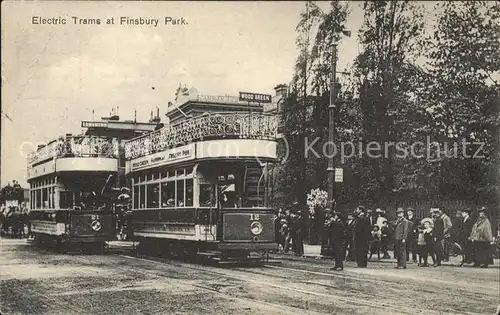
{"left": 1, "top": 1, "right": 499, "bottom": 314}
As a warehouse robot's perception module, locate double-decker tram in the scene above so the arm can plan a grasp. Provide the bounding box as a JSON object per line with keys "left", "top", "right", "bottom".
{"left": 27, "top": 114, "right": 161, "bottom": 253}
{"left": 27, "top": 135, "right": 120, "bottom": 252}
{"left": 124, "top": 90, "right": 279, "bottom": 261}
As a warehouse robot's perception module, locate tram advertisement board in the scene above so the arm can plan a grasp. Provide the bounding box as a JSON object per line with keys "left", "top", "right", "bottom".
{"left": 239, "top": 92, "right": 272, "bottom": 103}
{"left": 130, "top": 143, "right": 195, "bottom": 171}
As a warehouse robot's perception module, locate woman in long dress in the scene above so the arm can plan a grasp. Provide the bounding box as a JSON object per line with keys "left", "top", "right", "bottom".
{"left": 469, "top": 208, "right": 493, "bottom": 268}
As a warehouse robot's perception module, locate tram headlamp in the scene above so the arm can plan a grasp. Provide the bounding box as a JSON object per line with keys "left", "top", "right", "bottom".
{"left": 91, "top": 220, "right": 102, "bottom": 232}
{"left": 250, "top": 221, "right": 263, "bottom": 235}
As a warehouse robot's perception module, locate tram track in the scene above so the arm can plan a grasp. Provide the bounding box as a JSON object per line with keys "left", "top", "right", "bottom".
{"left": 71, "top": 253, "right": 326, "bottom": 315}
{"left": 117, "top": 254, "right": 466, "bottom": 315}
{"left": 10, "top": 244, "right": 495, "bottom": 315}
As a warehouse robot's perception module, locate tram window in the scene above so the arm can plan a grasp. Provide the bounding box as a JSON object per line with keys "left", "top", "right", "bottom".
{"left": 50, "top": 188, "right": 55, "bottom": 209}
{"left": 185, "top": 167, "right": 193, "bottom": 176}
{"left": 160, "top": 170, "right": 168, "bottom": 179}
{"left": 199, "top": 184, "right": 214, "bottom": 207}
{"left": 139, "top": 185, "right": 145, "bottom": 209}
{"left": 161, "top": 182, "right": 175, "bottom": 207}
{"left": 36, "top": 190, "right": 41, "bottom": 208}
{"left": 133, "top": 186, "right": 139, "bottom": 209}
{"left": 147, "top": 183, "right": 159, "bottom": 208}
{"left": 152, "top": 172, "right": 158, "bottom": 181}
{"left": 185, "top": 179, "right": 193, "bottom": 207}
{"left": 42, "top": 188, "right": 47, "bottom": 208}
{"left": 59, "top": 192, "right": 74, "bottom": 209}
{"left": 176, "top": 180, "right": 185, "bottom": 207}
{"left": 176, "top": 169, "right": 185, "bottom": 177}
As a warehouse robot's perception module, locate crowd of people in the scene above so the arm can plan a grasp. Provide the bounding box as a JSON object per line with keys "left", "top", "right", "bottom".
{"left": 0, "top": 204, "right": 31, "bottom": 239}
{"left": 274, "top": 204, "right": 498, "bottom": 270}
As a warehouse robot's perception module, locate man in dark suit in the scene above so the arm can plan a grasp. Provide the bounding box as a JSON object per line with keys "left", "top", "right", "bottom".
{"left": 293, "top": 210, "right": 305, "bottom": 257}
{"left": 354, "top": 206, "right": 371, "bottom": 267}
{"left": 394, "top": 208, "right": 409, "bottom": 269}
{"left": 367, "top": 209, "right": 375, "bottom": 226}
{"left": 329, "top": 211, "right": 346, "bottom": 271}
{"left": 459, "top": 208, "right": 475, "bottom": 263}
{"left": 345, "top": 213, "right": 356, "bottom": 261}
{"left": 406, "top": 208, "right": 418, "bottom": 263}
{"left": 431, "top": 208, "right": 444, "bottom": 266}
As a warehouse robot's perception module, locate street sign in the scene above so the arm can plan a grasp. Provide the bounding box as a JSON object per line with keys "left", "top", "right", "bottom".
{"left": 239, "top": 92, "right": 272, "bottom": 103}
{"left": 335, "top": 168, "right": 343, "bottom": 182}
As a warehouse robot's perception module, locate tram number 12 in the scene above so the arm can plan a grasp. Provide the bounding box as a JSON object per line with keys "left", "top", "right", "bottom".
{"left": 249, "top": 214, "right": 260, "bottom": 221}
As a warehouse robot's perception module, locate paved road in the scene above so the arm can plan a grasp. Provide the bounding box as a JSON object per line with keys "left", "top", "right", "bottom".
{"left": 1, "top": 238, "right": 498, "bottom": 315}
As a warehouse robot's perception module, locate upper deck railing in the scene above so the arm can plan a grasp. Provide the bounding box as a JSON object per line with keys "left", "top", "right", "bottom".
{"left": 125, "top": 112, "right": 278, "bottom": 160}
{"left": 27, "top": 136, "right": 120, "bottom": 166}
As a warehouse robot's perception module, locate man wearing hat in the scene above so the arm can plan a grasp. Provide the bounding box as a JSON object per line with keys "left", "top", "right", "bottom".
{"left": 329, "top": 211, "right": 346, "bottom": 271}
{"left": 431, "top": 208, "right": 444, "bottom": 266}
{"left": 459, "top": 208, "right": 475, "bottom": 263}
{"left": 354, "top": 206, "right": 371, "bottom": 267}
{"left": 437, "top": 208, "right": 453, "bottom": 261}
{"left": 406, "top": 208, "right": 418, "bottom": 263}
{"left": 469, "top": 207, "right": 493, "bottom": 267}
{"left": 394, "top": 208, "right": 409, "bottom": 269}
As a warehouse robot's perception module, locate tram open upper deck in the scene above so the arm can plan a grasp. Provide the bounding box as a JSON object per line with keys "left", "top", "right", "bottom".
{"left": 124, "top": 88, "right": 281, "bottom": 258}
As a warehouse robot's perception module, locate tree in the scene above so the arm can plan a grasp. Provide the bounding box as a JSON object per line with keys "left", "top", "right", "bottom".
{"left": 421, "top": 1, "right": 500, "bottom": 204}
{"left": 351, "top": 0, "right": 426, "bottom": 205}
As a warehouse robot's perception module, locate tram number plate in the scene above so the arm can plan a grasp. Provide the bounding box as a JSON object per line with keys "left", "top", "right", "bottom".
{"left": 91, "top": 215, "right": 100, "bottom": 221}
{"left": 249, "top": 214, "right": 260, "bottom": 221}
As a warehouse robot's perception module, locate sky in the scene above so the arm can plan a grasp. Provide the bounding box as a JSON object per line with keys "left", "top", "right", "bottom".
{"left": 1, "top": 1, "right": 438, "bottom": 187}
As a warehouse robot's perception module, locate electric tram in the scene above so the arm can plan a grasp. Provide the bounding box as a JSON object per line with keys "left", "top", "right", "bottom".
{"left": 27, "top": 115, "right": 160, "bottom": 252}
{"left": 124, "top": 88, "right": 280, "bottom": 260}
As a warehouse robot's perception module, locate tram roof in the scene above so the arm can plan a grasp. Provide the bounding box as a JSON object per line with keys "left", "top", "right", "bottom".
{"left": 81, "top": 120, "right": 160, "bottom": 137}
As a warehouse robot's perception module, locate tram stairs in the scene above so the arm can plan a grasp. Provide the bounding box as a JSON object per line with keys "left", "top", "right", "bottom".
{"left": 244, "top": 167, "right": 265, "bottom": 207}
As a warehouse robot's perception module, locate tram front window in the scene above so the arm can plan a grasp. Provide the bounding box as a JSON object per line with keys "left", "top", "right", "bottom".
{"left": 199, "top": 184, "right": 215, "bottom": 207}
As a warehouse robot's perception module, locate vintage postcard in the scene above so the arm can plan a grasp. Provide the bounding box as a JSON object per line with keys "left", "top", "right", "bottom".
{"left": 1, "top": 1, "right": 499, "bottom": 314}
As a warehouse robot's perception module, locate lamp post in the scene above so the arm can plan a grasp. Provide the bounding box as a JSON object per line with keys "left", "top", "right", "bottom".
{"left": 327, "top": 30, "right": 350, "bottom": 212}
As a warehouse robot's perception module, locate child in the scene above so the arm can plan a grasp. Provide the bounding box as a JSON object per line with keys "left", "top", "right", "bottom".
{"left": 370, "top": 225, "right": 381, "bottom": 260}
{"left": 417, "top": 224, "right": 426, "bottom": 266}
{"left": 421, "top": 219, "right": 435, "bottom": 267}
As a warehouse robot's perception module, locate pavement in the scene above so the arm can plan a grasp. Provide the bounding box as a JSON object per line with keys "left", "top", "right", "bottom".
{"left": 277, "top": 244, "right": 500, "bottom": 267}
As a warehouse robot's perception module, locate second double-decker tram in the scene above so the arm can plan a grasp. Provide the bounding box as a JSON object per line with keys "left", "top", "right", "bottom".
{"left": 125, "top": 110, "right": 279, "bottom": 260}
{"left": 27, "top": 135, "right": 120, "bottom": 252}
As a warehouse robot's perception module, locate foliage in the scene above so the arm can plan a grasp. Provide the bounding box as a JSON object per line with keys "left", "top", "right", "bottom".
{"left": 273, "top": 0, "right": 500, "bottom": 215}
{"left": 419, "top": 1, "right": 500, "bottom": 202}
{"left": 306, "top": 188, "right": 328, "bottom": 219}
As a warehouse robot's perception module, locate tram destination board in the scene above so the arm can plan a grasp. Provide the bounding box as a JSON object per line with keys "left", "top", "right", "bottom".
{"left": 239, "top": 92, "right": 272, "bottom": 103}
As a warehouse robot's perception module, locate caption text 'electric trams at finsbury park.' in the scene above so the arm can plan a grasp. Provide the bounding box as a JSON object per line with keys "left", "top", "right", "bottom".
{"left": 31, "top": 16, "right": 187, "bottom": 27}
